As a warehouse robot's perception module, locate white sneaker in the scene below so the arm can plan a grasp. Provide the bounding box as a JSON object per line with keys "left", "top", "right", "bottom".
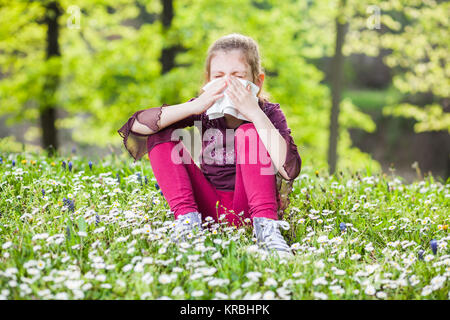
{"left": 170, "top": 212, "right": 203, "bottom": 243}
{"left": 253, "top": 217, "right": 293, "bottom": 258}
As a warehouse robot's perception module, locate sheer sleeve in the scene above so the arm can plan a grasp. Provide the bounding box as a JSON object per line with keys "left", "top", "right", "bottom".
{"left": 118, "top": 98, "right": 200, "bottom": 162}
{"left": 265, "top": 103, "right": 302, "bottom": 181}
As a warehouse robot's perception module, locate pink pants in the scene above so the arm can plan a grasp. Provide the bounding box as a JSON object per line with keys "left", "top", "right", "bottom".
{"left": 148, "top": 123, "right": 279, "bottom": 227}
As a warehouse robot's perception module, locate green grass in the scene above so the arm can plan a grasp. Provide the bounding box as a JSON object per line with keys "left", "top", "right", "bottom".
{"left": 0, "top": 151, "right": 448, "bottom": 300}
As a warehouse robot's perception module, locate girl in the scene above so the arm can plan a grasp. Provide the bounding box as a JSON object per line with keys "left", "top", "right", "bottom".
{"left": 118, "top": 33, "right": 302, "bottom": 258}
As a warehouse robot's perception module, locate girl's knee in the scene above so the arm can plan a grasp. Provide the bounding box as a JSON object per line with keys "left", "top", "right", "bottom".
{"left": 149, "top": 140, "right": 178, "bottom": 156}
{"left": 150, "top": 141, "right": 194, "bottom": 167}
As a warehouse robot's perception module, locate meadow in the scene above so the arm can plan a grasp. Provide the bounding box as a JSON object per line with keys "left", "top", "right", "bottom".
{"left": 0, "top": 152, "right": 448, "bottom": 300}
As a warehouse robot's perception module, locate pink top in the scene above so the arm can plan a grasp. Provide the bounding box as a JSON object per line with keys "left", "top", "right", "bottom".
{"left": 118, "top": 97, "right": 302, "bottom": 214}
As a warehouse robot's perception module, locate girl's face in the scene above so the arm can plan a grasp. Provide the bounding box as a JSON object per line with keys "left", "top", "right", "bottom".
{"left": 209, "top": 49, "right": 264, "bottom": 88}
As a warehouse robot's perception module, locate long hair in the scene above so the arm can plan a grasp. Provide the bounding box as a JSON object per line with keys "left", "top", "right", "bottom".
{"left": 201, "top": 33, "right": 271, "bottom": 103}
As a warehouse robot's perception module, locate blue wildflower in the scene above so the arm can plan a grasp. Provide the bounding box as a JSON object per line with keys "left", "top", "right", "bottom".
{"left": 88, "top": 161, "right": 93, "bottom": 170}
{"left": 62, "top": 161, "right": 66, "bottom": 169}
{"left": 155, "top": 183, "right": 160, "bottom": 190}
{"left": 418, "top": 249, "right": 424, "bottom": 260}
{"left": 66, "top": 225, "right": 71, "bottom": 239}
{"left": 95, "top": 213, "right": 100, "bottom": 227}
{"left": 144, "top": 176, "right": 148, "bottom": 185}
{"left": 41, "top": 189, "right": 45, "bottom": 197}
{"left": 137, "top": 172, "right": 142, "bottom": 185}
{"left": 68, "top": 199, "right": 75, "bottom": 213}
{"left": 339, "top": 222, "right": 347, "bottom": 232}
{"left": 116, "top": 173, "right": 121, "bottom": 183}
{"left": 0, "top": 157, "right": 3, "bottom": 164}
{"left": 68, "top": 161, "right": 73, "bottom": 172}
{"left": 430, "top": 239, "right": 438, "bottom": 255}
{"left": 12, "top": 160, "right": 15, "bottom": 167}
{"left": 63, "top": 197, "right": 74, "bottom": 213}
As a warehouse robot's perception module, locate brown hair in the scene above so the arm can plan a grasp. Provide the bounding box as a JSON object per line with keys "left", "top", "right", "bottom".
{"left": 201, "top": 33, "right": 271, "bottom": 103}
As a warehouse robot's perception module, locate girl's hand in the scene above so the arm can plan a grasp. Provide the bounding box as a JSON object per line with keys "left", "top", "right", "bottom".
{"left": 190, "top": 78, "right": 228, "bottom": 115}
{"left": 225, "top": 75, "right": 262, "bottom": 121}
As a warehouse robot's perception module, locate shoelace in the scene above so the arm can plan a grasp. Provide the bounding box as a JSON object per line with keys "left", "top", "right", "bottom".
{"left": 258, "top": 220, "right": 291, "bottom": 252}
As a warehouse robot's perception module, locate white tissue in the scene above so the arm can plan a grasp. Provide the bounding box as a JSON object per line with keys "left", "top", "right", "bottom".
{"left": 202, "top": 78, "right": 260, "bottom": 121}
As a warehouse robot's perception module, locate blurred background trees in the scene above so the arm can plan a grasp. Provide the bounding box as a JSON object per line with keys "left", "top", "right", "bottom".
{"left": 0, "top": 0, "right": 448, "bottom": 182}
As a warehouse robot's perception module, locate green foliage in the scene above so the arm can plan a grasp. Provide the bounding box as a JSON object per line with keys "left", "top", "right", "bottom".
{"left": 77, "top": 216, "right": 88, "bottom": 233}
{"left": 383, "top": 103, "right": 450, "bottom": 134}
{"left": 344, "top": 0, "right": 450, "bottom": 133}
{"left": 2, "top": 0, "right": 447, "bottom": 174}
{"left": 339, "top": 98, "right": 376, "bottom": 133}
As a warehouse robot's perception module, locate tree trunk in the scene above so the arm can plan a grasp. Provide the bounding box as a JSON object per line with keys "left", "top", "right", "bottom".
{"left": 328, "top": 0, "right": 348, "bottom": 175}
{"left": 160, "top": 0, "right": 175, "bottom": 74}
{"left": 40, "top": 1, "right": 62, "bottom": 156}
{"left": 159, "top": 0, "right": 188, "bottom": 74}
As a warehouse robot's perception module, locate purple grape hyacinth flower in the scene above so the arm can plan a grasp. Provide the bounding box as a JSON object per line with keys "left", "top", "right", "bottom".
{"left": 430, "top": 239, "right": 438, "bottom": 255}
{"left": 339, "top": 222, "right": 347, "bottom": 232}
{"left": 88, "top": 161, "right": 93, "bottom": 170}
{"left": 63, "top": 198, "right": 73, "bottom": 212}
{"left": 68, "top": 161, "right": 73, "bottom": 172}
{"left": 62, "top": 161, "right": 66, "bottom": 169}
{"left": 154, "top": 183, "right": 163, "bottom": 195}
{"left": 418, "top": 249, "right": 424, "bottom": 260}
{"left": 68, "top": 199, "right": 75, "bottom": 213}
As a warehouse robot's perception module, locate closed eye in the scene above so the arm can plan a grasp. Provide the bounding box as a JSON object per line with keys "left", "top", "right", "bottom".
{"left": 214, "top": 75, "right": 244, "bottom": 78}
